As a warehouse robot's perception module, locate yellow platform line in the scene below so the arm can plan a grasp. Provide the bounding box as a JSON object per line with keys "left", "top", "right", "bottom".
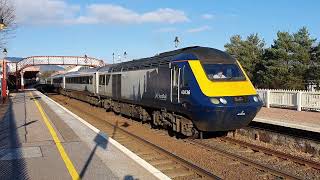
{"left": 30, "top": 92, "right": 80, "bottom": 180}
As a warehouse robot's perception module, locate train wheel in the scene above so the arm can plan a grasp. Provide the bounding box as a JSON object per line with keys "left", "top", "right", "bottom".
{"left": 175, "top": 132, "right": 184, "bottom": 139}
{"left": 190, "top": 128, "right": 200, "bottom": 139}
{"left": 167, "top": 127, "right": 175, "bottom": 137}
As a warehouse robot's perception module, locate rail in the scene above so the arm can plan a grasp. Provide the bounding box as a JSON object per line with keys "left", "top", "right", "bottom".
{"left": 257, "top": 89, "right": 320, "bottom": 111}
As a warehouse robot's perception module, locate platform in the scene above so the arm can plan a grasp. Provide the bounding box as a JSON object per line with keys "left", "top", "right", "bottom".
{"left": 0, "top": 90, "right": 169, "bottom": 180}
{"left": 254, "top": 107, "right": 320, "bottom": 133}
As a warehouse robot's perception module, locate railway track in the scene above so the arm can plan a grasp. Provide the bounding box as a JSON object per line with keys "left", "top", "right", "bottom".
{"left": 48, "top": 93, "right": 320, "bottom": 180}
{"left": 116, "top": 113, "right": 320, "bottom": 179}
{"left": 222, "top": 137, "right": 320, "bottom": 171}
{"left": 50, "top": 94, "right": 220, "bottom": 180}
{"left": 190, "top": 139, "right": 300, "bottom": 179}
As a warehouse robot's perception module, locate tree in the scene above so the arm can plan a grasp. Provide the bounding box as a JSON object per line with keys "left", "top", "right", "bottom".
{"left": 0, "top": 0, "right": 16, "bottom": 49}
{"left": 306, "top": 42, "right": 320, "bottom": 88}
{"left": 256, "top": 27, "right": 316, "bottom": 89}
{"left": 224, "top": 33, "right": 265, "bottom": 81}
{"left": 259, "top": 31, "right": 298, "bottom": 89}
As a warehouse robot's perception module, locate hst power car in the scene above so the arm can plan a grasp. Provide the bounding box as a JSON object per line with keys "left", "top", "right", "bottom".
{"left": 51, "top": 46, "right": 263, "bottom": 137}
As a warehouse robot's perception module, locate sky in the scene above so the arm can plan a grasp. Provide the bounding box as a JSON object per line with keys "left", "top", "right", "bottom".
{"left": 6, "top": 0, "right": 320, "bottom": 63}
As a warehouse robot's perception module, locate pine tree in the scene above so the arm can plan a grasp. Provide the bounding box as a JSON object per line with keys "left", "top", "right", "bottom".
{"left": 224, "top": 33, "right": 265, "bottom": 82}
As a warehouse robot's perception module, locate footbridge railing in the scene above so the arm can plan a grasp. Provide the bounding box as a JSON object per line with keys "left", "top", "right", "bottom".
{"left": 7, "top": 56, "right": 105, "bottom": 73}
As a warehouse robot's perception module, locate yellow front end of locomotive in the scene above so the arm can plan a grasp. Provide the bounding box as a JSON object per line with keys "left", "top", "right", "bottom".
{"left": 188, "top": 60, "right": 257, "bottom": 97}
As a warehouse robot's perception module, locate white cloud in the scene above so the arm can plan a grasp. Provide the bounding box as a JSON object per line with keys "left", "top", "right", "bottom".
{"left": 201, "top": 14, "right": 214, "bottom": 20}
{"left": 13, "top": 0, "right": 189, "bottom": 25}
{"left": 76, "top": 4, "right": 189, "bottom": 24}
{"left": 187, "top": 25, "right": 211, "bottom": 33}
{"left": 155, "top": 27, "right": 177, "bottom": 33}
{"left": 140, "top": 8, "right": 188, "bottom": 24}
{"left": 13, "top": 0, "right": 80, "bottom": 24}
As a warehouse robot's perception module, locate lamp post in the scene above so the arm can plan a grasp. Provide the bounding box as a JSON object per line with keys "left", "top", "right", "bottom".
{"left": 112, "top": 53, "right": 115, "bottom": 64}
{"left": 0, "top": 18, "right": 6, "bottom": 30}
{"left": 1, "top": 48, "right": 8, "bottom": 103}
{"left": 84, "top": 54, "right": 88, "bottom": 65}
{"left": 174, "top": 36, "right": 180, "bottom": 48}
{"left": 123, "top": 51, "right": 127, "bottom": 61}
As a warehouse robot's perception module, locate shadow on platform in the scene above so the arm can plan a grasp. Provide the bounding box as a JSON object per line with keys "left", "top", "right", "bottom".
{"left": 0, "top": 95, "right": 29, "bottom": 180}
{"left": 79, "top": 132, "right": 108, "bottom": 179}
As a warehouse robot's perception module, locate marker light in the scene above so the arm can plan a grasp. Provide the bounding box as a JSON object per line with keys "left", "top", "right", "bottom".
{"left": 210, "top": 98, "right": 220, "bottom": 104}
{"left": 219, "top": 98, "right": 227, "bottom": 104}
{"left": 253, "top": 96, "right": 259, "bottom": 102}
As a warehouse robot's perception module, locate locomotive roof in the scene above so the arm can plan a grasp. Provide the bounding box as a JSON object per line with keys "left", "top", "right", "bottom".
{"left": 100, "top": 46, "right": 236, "bottom": 72}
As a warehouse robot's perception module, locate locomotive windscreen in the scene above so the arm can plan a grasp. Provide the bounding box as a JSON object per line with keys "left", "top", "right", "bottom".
{"left": 202, "top": 63, "right": 246, "bottom": 81}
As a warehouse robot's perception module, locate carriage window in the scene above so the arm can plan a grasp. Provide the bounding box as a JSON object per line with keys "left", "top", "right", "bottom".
{"left": 105, "top": 75, "right": 110, "bottom": 85}
{"left": 182, "top": 65, "right": 189, "bottom": 87}
{"left": 203, "top": 63, "right": 245, "bottom": 81}
{"left": 88, "top": 76, "right": 92, "bottom": 84}
{"left": 99, "top": 75, "right": 105, "bottom": 85}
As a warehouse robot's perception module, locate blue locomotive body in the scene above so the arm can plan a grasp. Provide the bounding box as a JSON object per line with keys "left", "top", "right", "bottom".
{"left": 51, "top": 46, "right": 262, "bottom": 137}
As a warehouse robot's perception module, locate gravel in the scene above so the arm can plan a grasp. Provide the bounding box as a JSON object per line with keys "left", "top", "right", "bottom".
{"left": 49, "top": 94, "right": 320, "bottom": 179}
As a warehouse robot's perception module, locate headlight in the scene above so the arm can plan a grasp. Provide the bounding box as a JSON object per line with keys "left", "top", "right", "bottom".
{"left": 210, "top": 98, "right": 220, "bottom": 104}
{"left": 253, "top": 96, "right": 259, "bottom": 102}
{"left": 219, "top": 98, "right": 227, "bottom": 104}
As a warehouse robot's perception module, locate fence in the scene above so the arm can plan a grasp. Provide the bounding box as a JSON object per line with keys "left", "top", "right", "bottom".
{"left": 257, "top": 89, "right": 320, "bottom": 111}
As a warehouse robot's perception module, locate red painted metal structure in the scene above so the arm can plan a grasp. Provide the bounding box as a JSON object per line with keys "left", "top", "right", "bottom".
{"left": 2, "top": 55, "right": 105, "bottom": 94}
{"left": 7, "top": 56, "right": 104, "bottom": 73}
{"left": 1, "top": 60, "right": 7, "bottom": 102}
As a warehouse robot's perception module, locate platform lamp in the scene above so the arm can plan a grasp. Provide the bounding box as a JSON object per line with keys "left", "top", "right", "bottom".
{"left": 118, "top": 54, "right": 121, "bottom": 63}
{"left": 124, "top": 51, "right": 127, "bottom": 61}
{"left": 1, "top": 48, "right": 8, "bottom": 103}
{"left": 0, "top": 18, "right": 6, "bottom": 30}
{"left": 174, "top": 36, "right": 180, "bottom": 49}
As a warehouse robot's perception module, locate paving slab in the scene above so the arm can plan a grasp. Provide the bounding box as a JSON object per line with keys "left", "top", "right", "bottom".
{"left": 254, "top": 107, "right": 320, "bottom": 133}
{"left": 0, "top": 90, "right": 166, "bottom": 180}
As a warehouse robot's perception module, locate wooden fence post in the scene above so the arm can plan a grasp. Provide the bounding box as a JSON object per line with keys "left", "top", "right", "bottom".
{"left": 297, "top": 91, "right": 302, "bottom": 111}
{"left": 266, "top": 90, "right": 270, "bottom": 108}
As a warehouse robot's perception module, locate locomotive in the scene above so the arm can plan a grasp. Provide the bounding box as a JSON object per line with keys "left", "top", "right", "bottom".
{"left": 50, "top": 46, "right": 263, "bottom": 138}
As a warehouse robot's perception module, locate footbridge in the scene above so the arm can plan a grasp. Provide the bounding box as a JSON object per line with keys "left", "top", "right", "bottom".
{"left": 2, "top": 56, "right": 105, "bottom": 93}
{"left": 6, "top": 56, "right": 105, "bottom": 73}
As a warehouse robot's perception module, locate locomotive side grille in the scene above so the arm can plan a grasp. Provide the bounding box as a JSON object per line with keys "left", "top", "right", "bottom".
{"left": 233, "top": 96, "right": 248, "bottom": 103}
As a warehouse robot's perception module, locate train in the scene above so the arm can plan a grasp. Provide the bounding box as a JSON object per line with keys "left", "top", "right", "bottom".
{"left": 49, "top": 46, "right": 263, "bottom": 138}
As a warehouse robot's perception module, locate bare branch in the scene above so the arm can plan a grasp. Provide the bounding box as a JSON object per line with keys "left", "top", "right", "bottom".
{"left": 0, "top": 0, "right": 16, "bottom": 49}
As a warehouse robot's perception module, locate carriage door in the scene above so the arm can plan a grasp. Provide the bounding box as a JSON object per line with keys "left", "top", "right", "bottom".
{"left": 171, "top": 65, "right": 180, "bottom": 103}
{"left": 112, "top": 74, "right": 121, "bottom": 99}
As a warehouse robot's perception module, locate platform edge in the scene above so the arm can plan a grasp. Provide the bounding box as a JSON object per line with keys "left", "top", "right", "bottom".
{"left": 37, "top": 91, "right": 171, "bottom": 180}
